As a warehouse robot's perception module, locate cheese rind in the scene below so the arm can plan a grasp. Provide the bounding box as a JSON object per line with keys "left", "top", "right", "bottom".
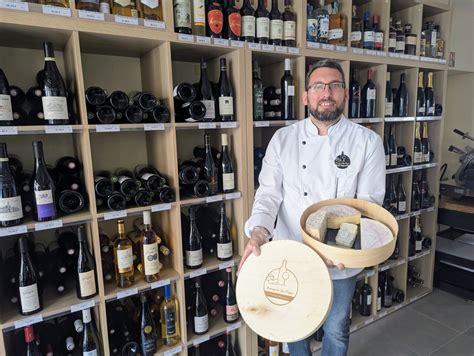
{"left": 360, "top": 218, "right": 393, "bottom": 250}
{"left": 335, "top": 223, "right": 358, "bottom": 248}
{"left": 306, "top": 210, "right": 328, "bottom": 242}
{"left": 317, "top": 205, "right": 362, "bottom": 229}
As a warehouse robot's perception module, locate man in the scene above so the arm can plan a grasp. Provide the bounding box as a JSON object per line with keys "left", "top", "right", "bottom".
{"left": 238, "top": 59, "right": 386, "bottom": 356}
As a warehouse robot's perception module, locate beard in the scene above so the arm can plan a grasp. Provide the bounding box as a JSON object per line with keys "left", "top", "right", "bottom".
{"left": 308, "top": 100, "right": 344, "bottom": 122}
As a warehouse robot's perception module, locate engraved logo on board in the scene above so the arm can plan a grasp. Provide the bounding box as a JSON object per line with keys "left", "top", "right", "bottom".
{"left": 263, "top": 260, "right": 298, "bottom": 306}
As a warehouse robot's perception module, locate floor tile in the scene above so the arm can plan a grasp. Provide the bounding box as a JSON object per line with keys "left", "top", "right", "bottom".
{"left": 431, "top": 334, "right": 474, "bottom": 356}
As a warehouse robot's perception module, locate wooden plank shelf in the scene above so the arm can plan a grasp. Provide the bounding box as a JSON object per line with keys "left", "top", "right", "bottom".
{"left": 180, "top": 191, "right": 242, "bottom": 207}
{"left": 88, "top": 123, "right": 171, "bottom": 132}
{"left": 379, "top": 258, "right": 407, "bottom": 272}
{"left": 96, "top": 203, "right": 175, "bottom": 221}
{"left": 175, "top": 122, "right": 239, "bottom": 130}
{"left": 253, "top": 120, "right": 298, "bottom": 127}
{"left": 385, "top": 116, "right": 416, "bottom": 122}
{"left": 407, "top": 249, "right": 432, "bottom": 262}
{"left": 184, "top": 255, "right": 241, "bottom": 280}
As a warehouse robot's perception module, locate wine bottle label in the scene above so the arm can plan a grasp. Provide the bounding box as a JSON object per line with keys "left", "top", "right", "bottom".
{"left": 141, "top": 0, "right": 158, "bottom": 9}
{"left": 242, "top": 15, "right": 256, "bottom": 37}
{"left": 367, "top": 294, "right": 372, "bottom": 305}
{"left": 253, "top": 88, "right": 264, "bottom": 118}
{"left": 194, "top": 314, "right": 209, "bottom": 333}
{"left": 350, "top": 31, "right": 362, "bottom": 42}
{"left": 385, "top": 101, "right": 393, "bottom": 116}
{"left": 222, "top": 172, "right": 235, "bottom": 191}
{"left": 42, "top": 96, "right": 68, "bottom": 122}
{"left": 186, "top": 249, "right": 203, "bottom": 267}
{"left": 208, "top": 9, "right": 223, "bottom": 34}
{"left": 201, "top": 99, "right": 216, "bottom": 119}
{"left": 406, "top": 36, "right": 417, "bottom": 46}
{"left": 193, "top": 0, "right": 205, "bottom": 26}
{"left": 329, "top": 28, "right": 343, "bottom": 40}
{"left": 283, "top": 20, "right": 296, "bottom": 40}
{"left": 396, "top": 41, "right": 405, "bottom": 51}
{"left": 375, "top": 33, "right": 384, "bottom": 44}
{"left": 228, "top": 12, "right": 242, "bottom": 37}
{"left": 269, "top": 345, "right": 279, "bottom": 356}
{"left": 83, "top": 350, "right": 98, "bottom": 356}
{"left": 367, "top": 88, "right": 376, "bottom": 100}
{"left": 143, "top": 242, "right": 160, "bottom": 275}
{"left": 319, "top": 18, "right": 329, "bottom": 38}
{"left": 0, "top": 196, "right": 23, "bottom": 221}
{"left": 307, "top": 18, "right": 318, "bottom": 38}
{"left": 398, "top": 201, "right": 406, "bottom": 212}
{"left": 270, "top": 19, "right": 283, "bottom": 40}
{"left": 364, "top": 31, "right": 375, "bottom": 42}
{"left": 217, "top": 242, "right": 233, "bottom": 259}
{"left": 164, "top": 308, "right": 177, "bottom": 335}
{"left": 431, "top": 32, "right": 437, "bottom": 47}
{"left": 116, "top": 247, "right": 134, "bottom": 273}
{"left": 0, "top": 94, "right": 13, "bottom": 121}
{"left": 174, "top": 0, "right": 191, "bottom": 28}
{"left": 35, "top": 189, "right": 55, "bottom": 219}
{"left": 427, "top": 106, "right": 435, "bottom": 115}
{"left": 377, "top": 296, "right": 381, "bottom": 310}
{"left": 19, "top": 283, "right": 40, "bottom": 313}
{"left": 385, "top": 155, "right": 390, "bottom": 166}
{"left": 418, "top": 105, "right": 425, "bottom": 114}
{"left": 388, "top": 38, "right": 396, "bottom": 49}
{"left": 414, "top": 152, "right": 423, "bottom": 164}
{"left": 118, "top": 176, "right": 131, "bottom": 184}
{"left": 218, "top": 96, "right": 234, "bottom": 115}
{"left": 226, "top": 304, "right": 239, "bottom": 320}
{"left": 287, "top": 85, "right": 295, "bottom": 96}
{"left": 390, "top": 153, "right": 397, "bottom": 166}
{"left": 100, "top": 1, "right": 110, "bottom": 13}
{"left": 416, "top": 240, "right": 422, "bottom": 251}
{"left": 114, "top": 0, "right": 131, "bottom": 7}
{"left": 423, "top": 153, "right": 430, "bottom": 163}
{"left": 256, "top": 17, "right": 270, "bottom": 38}
{"left": 79, "top": 270, "right": 97, "bottom": 297}
{"left": 140, "top": 173, "right": 156, "bottom": 181}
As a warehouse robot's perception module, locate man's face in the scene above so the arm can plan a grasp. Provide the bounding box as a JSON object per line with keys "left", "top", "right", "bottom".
{"left": 303, "top": 67, "right": 348, "bottom": 122}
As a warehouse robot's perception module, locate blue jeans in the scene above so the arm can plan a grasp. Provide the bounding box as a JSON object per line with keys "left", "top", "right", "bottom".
{"left": 288, "top": 275, "right": 357, "bottom": 356}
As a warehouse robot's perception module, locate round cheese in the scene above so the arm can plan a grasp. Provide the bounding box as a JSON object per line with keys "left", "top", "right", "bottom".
{"left": 317, "top": 204, "right": 362, "bottom": 229}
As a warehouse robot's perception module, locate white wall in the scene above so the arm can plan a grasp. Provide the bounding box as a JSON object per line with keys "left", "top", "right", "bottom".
{"left": 449, "top": 0, "right": 474, "bottom": 72}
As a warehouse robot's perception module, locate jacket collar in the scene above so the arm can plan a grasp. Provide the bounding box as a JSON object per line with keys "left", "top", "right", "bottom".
{"left": 303, "top": 115, "right": 347, "bottom": 138}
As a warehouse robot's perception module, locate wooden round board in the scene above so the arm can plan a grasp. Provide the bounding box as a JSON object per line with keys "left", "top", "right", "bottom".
{"left": 236, "top": 240, "right": 333, "bottom": 343}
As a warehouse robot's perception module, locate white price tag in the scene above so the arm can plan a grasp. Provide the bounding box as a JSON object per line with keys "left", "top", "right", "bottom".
{"left": 420, "top": 56, "right": 429, "bottom": 62}
{"left": 151, "top": 203, "right": 172, "bottom": 212}
{"left": 193, "top": 335, "right": 210, "bottom": 346}
{"left": 262, "top": 44, "right": 275, "bottom": 51}
{"left": 115, "top": 15, "right": 139, "bottom": 25}
{"left": 103, "top": 210, "right": 127, "bottom": 220}
{"left": 45, "top": 125, "right": 73, "bottom": 134}
{"left": 199, "top": 122, "right": 217, "bottom": 129}
{"left": 225, "top": 192, "right": 241, "bottom": 200}
{"left": 377, "top": 51, "right": 387, "bottom": 57}
{"left": 15, "top": 315, "right": 43, "bottom": 329}
{"left": 117, "top": 287, "right": 138, "bottom": 300}
{"left": 231, "top": 40, "right": 244, "bottom": 48}
{"left": 42, "top": 5, "right": 71, "bottom": 17}
{"left": 275, "top": 45, "right": 288, "bottom": 53}
{"left": 189, "top": 268, "right": 207, "bottom": 278}
{"left": 0, "top": 1, "right": 28, "bottom": 11}
{"left": 248, "top": 42, "right": 261, "bottom": 50}
{"left": 219, "top": 260, "right": 234, "bottom": 270}
{"left": 322, "top": 44, "right": 335, "bottom": 51}
{"left": 399, "top": 54, "right": 410, "bottom": 60}
{"left": 220, "top": 122, "right": 237, "bottom": 129}
{"left": 389, "top": 52, "right": 400, "bottom": 58}
{"left": 0, "top": 126, "right": 18, "bottom": 135}
{"left": 254, "top": 120, "right": 270, "bottom": 127}
{"left": 206, "top": 195, "right": 223, "bottom": 203}
{"left": 96, "top": 124, "right": 120, "bottom": 132}
{"left": 288, "top": 47, "right": 300, "bottom": 54}
{"left": 365, "top": 49, "right": 377, "bottom": 56}
{"left": 307, "top": 42, "right": 320, "bottom": 49}
{"left": 151, "top": 278, "right": 170, "bottom": 290}
{"left": 35, "top": 219, "right": 63, "bottom": 231}
{"left": 369, "top": 118, "right": 380, "bottom": 123}
{"left": 78, "top": 10, "right": 104, "bottom": 21}
{"left": 226, "top": 321, "right": 242, "bottom": 332}
{"left": 336, "top": 45, "right": 348, "bottom": 52}
{"left": 440, "top": 59, "right": 447, "bottom": 64}
{"left": 352, "top": 48, "right": 364, "bottom": 54}
{"left": 178, "top": 33, "right": 194, "bottom": 42}
{"left": 196, "top": 36, "right": 211, "bottom": 45}
{"left": 144, "top": 123, "right": 165, "bottom": 131}
{"left": 214, "top": 38, "right": 229, "bottom": 46}
{"left": 71, "top": 299, "right": 96, "bottom": 313}
{"left": 0, "top": 224, "right": 27, "bottom": 237}
{"left": 144, "top": 19, "right": 165, "bottom": 29}
{"left": 164, "top": 345, "right": 183, "bottom": 356}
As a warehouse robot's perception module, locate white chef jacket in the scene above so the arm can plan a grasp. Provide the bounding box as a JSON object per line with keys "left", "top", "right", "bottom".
{"left": 245, "top": 116, "right": 386, "bottom": 280}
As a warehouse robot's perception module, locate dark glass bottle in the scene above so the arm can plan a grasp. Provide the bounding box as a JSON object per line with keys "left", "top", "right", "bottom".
{"left": 414, "top": 122, "right": 423, "bottom": 164}
{"left": 76, "top": 226, "right": 98, "bottom": 300}
{"left": 416, "top": 72, "right": 426, "bottom": 116}
{"left": 24, "top": 325, "right": 42, "bottom": 356}
{"left": 385, "top": 72, "right": 393, "bottom": 117}
{"left": 198, "top": 58, "right": 216, "bottom": 121}
{"left": 193, "top": 279, "right": 209, "bottom": 335}
{"left": 225, "top": 0, "right": 241, "bottom": 40}
{"left": 81, "top": 308, "right": 101, "bottom": 355}
{"left": 395, "top": 73, "right": 408, "bottom": 117}
{"left": 359, "top": 276, "right": 372, "bottom": 317}
{"left": 224, "top": 267, "right": 239, "bottom": 323}
{"left": 388, "top": 124, "right": 398, "bottom": 167}
{"left": 425, "top": 72, "right": 435, "bottom": 116}
{"left": 0, "top": 69, "right": 14, "bottom": 125}
{"left": 0, "top": 143, "right": 23, "bottom": 227}
{"left": 362, "top": 11, "right": 374, "bottom": 49}
{"left": 217, "top": 202, "right": 233, "bottom": 261}
{"left": 203, "top": 134, "right": 218, "bottom": 195}
{"left": 411, "top": 177, "right": 421, "bottom": 211}
{"left": 396, "top": 174, "right": 407, "bottom": 214}
{"left": 207, "top": 1, "right": 224, "bottom": 38}
{"left": 218, "top": 133, "right": 235, "bottom": 193}
{"left": 140, "top": 293, "right": 158, "bottom": 355}
{"left": 185, "top": 207, "right": 203, "bottom": 269}
{"left": 281, "top": 58, "right": 295, "bottom": 120}
{"left": 241, "top": 0, "right": 256, "bottom": 42}
{"left": 256, "top": 0, "right": 270, "bottom": 44}
{"left": 252, "top": 61, "right": 264, "bottom": 121}
{"left": 361, "top": 69, "right": 376, "bottom": 118}
{"left": 269, "top": 0, "right": 283, "bottom": 45}
{"left": 348, "top": 69, "right": 360, "bottom": 118}
{"left": 18, "top": 236, "right": 43, "bottom": 315}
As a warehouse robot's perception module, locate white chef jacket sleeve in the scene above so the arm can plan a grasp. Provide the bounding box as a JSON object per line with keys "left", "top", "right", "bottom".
{"left": 356, "top": 133, "right": 386, "bottom": 205}
{"left": 244, "top": 132, "right": 284, "bottom": 237}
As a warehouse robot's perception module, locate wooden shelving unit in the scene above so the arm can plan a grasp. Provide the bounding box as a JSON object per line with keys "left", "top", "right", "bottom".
{"left": 0, "top": 0, "right": 451, "bottom": 354}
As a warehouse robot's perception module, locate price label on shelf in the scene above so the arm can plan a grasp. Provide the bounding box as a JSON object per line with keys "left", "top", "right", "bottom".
{"left": 275, "top": 45, "right": 288, "bottom": 53}
{"left": 144, "top": 123, "right": 165, "bottom": 131}
{"left": 220, "top": 121, "right": 237, "bottom": 129}
{"left": 15, "top": 315, "right": 43, "bottom": 329}
{"left": 71, "top": 299, "right": 95, "bottom": 313}
{"left": 376, "top": 51, "right": 387, "bottom": 57}
{"left": 164, "top": 345, "right": 183, "bottom": 356}
{"left": 219, "top": 260, "right": 234, "bottom": 270}
{"left": 151, "top": 203, "right": 172, "bottom": 212}
{"left": 196, "top": 36, "right": 211, "bottom": 45}
{"left": 0, "top": 224, "right": 27, "bottom": 237}
{"left": 288, "top": 47, "right": 300, "bottom": 54}
{"left": 322, "top": 44, "right": 335, "bottom": 51}
{"left": 45, "top": 125, "right": 73, "bottom": 134}
{"left": 143, "top": 19, "right": 165, "bottom": 29}
{"left": 352, "top": 48, "right": 364, "bottom": 54}
{"left": 206, "top": 195, "right": 223, "bottom": 203}
{"left": 307, "top": 42, "right": 320, "bottom": 49}
{"left": 35, "top": 219, "right": 63, "bottom": 231}
{"left": 0, "top": 1, "right": 28, "bottom": 11}
{"left": 225, "top": 192, "right": 241, "bottom": 200}
{"left": 42, "top": 5, "right": 71, "bottom": 17}
{"left": 96, "top": 124, "right": 120, "bottom": 132}
{"left": 193, "top": 335, "right": 210, "bottom": 346}
{"left": 0, "top": 126, "right": 18, "bottom": 135}
{"left": 254, "top": 121, "right": 270, "bottom": 127}
{"left": 231, "top": 40, "right": 244, "bottom": 48}
{"left": 151, "top": 278, "right": 170, "bottom": 290}
{"left": 336, "top": 45, "right": 348, "bottom": 52}
{"left": 262, "top": 44, "right": 275, "bottom": 52}
{"left": 78, "top": 10, "right": 104, "bottom": 21}
{"left": 117, "top": 287, "right": 138, "bottom": 300}
{"left": 177, "top": 33, "right": 194, "bottom": 42}
{"left": 248, "top": 42, "right": 261, "bottom": 50}
{"left": 226, "top": 321, "right": 242, "bottom": 332}
{"left": 189, "top": 268, "right": 207, "bottom": 279}
{"left": 214, "top": 38, "right": 229, "bottom": 46}
{"left": 388, "top": 52, "right": 400, "bottom": 58}
{"left": 198, "top": 122, "right": 217, "bottom": 129}
{"left": 115, "top": 15, "right": 139, "bottom": 25}
{"left": 365, "top": 49, "right": 377, "bottom": 56}
{"left": 103, "top": 210, "right": 127, "bottom": 220}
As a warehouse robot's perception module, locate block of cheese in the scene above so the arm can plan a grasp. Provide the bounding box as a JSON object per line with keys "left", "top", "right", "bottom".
{"left": 305, "top": 210, "right": 328, "bottom": 242}
{"left": 317, "top": 205, "right": 362, "bottom": 229}
{"left": 335, "top": 223, "right": 358, "bottom": 248}
{"left": 360, "top": 218, "right": 393, "bottom": 250}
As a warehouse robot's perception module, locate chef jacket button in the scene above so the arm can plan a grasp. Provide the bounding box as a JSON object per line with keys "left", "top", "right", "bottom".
{"left": 302, "top": 165, "right": 307, "bottom": 169}
{"left": 304, "top": 192, "right": 308, "bottom": 196}
{"left": 302, "top": 141, "right": 306, "bottom": 145}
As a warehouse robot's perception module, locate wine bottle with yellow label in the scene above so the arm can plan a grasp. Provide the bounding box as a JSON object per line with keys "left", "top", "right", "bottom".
{"left": 114, "top": 219, "right": 135, "bottom": 288}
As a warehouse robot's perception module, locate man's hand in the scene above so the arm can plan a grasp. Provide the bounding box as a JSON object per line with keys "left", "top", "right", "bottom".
{"left": 237, "top": 227, "right": 270, "bottom": 274}
{"left": 325, "top": 258, "right": 345, "bottom": 271}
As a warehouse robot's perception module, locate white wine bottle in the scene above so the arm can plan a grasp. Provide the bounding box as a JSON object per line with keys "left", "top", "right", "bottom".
{"left": 114, "top": 219, "right": 135, "bottom": 288}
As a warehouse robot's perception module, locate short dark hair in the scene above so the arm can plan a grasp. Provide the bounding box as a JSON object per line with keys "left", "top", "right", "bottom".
{"left": 305, "top": 59, "right": 345, "bottom": 90}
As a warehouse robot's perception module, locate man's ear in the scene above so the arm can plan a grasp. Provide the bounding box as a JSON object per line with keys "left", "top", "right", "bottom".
{"left": 303, "top": 91, "right": 308, "bottom": 106}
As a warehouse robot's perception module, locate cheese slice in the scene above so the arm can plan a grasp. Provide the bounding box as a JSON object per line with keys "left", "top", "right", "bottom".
{"left": 360, "top": 218, "right": 393, "bottom": 250}
{"left": 335, "top": 223, "right": 358, "bottom": 248}
{"left": 317, "top": 205, "right": 362, "bottom": 229}
{"left": 306, "top": 210, "right": 328, "bottom": 242}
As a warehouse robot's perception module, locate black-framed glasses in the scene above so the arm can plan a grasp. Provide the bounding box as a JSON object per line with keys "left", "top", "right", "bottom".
{"left": 307, "top": 81, "right": 346, "bottom": 92}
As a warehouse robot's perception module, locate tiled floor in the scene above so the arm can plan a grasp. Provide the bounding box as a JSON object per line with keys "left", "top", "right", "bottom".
{"left": 313, "top": 288, "right": 474, "bottom": 356}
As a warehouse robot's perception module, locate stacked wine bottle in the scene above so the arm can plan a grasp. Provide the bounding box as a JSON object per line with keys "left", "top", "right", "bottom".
{"left": 384, "top": 124, "right": 412, "bottom": 168}
{"left": 188, "top": 331, "right": 238, "bottom": 356}
{"left": 407, "top": 263, "right": 425, "bottom": 288}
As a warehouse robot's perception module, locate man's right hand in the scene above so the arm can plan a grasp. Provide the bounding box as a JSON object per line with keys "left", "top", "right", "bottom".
{"left": 237, "top": 226, "right": 270, "bottom": 274}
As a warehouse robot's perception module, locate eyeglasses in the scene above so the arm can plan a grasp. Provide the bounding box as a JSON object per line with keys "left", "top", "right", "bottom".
{"left": 307, "top": 81, "right": 346, "bottom": 92}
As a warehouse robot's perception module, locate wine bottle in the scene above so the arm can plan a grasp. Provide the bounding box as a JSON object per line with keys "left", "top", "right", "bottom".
{"left": 76, "top": 226, "right": 98, "bottom": 300}
{"left": 203, "top": 134, "right": 218, "bottom": 195}
{"left": 55, "top": 156, "right": 81, "bottom": 176}
{"left": 207, "top": 1, "right": 224, "bottom": 38}
{"left": 0, "top": 143, "right": 23, "bottom": 227}
{"left": 361, "top": 69, "right": 376, "bottom": 118}
{"left": 161, "top": 284, "right": 180, "bottom": 346}
{"left": 226, "top": 0, "right": 241, "bottom": 40}
{"left": 219, "top": 134, "right": 235, "bottom": 193}
{"left": 81, "top": 308, "right": 101, "bottom": 355}
{"left": 414, "top": 215, "right": 422, "bottom": 253}
{"left": 0, "top": 69, "right": 14, "bottom": 125}
{"left": 141, "top": 211, "right": 161, "bottom": 282}
{"left": 388, "top": 175, "right": 397, "bottom": 212}
{"left": 217, "top": 58, "right": 234, "bottom": 121}
{"left": 396, "top": 174, "right": 407, "bottom": 214}
{"left": 181, "top": 180, "right": 210, "bottom": 198}
{"left": 383, "top": 131, "right": 390, "bottom": 167}
{"left": 18, "top": 236, "right": 42, "bottom": 315}
{"left": 24, "top": 325, "right": 42, "bottom": 356}
{"left": 315, "top": 0, "right": 329, "bottom": 44}
{"left": 283, "top": 0, "right": 296, "bottom": 47}
{"left": 94, "top": 174, "right": 114, "bottom": 198}
{"left": 395, "top": 73, "right": 408, "bottom": 117}
{"left": 139, "top": 0, "right": 163, "bottom": 20}
{"left": 191, "top": 0, "right": 206, "bottom": 36}
{"left": 122, "top": 104, "right": 144, "bottom": 123}
{"left": 114, "top": 219, "right": 135, "bottom": 288}
{"left": 217, "top": 202, "right": 233, "bottom": 261}
{"left": 359, "top": 276, "right": 372, "bottom": 317}
{"left": 241, "top": 0, "right": 256, "bottom": 42}
{"left": 12, "top": 107, "right": 29, "bottom": 126}
{"left": 41, "top": 42, "right": 69, "bottom": 125}
{"left": 256, "top": 0, "right": 270, "bottom": 44}
{"left": 377, "top": 284, "right": 382, "bottom": 311}
{"left": 388, "top": 124, "right": 398, "bottom": 167}
{"left": 373, "top": 15, "right": 384, "bottom": 51}
{"left": 134, "top": 164, "right": 165, "bottom": 193}
{"left": 193, "top": 278, "right": 209, "bottom": 335}
{"left": 198, "top": 58, "right": 216, "bottom": 121}
{"left": 362, "top": 11, "right": 374, "bottom": 49}
{"left": 115, "top": 168, "right": 141, "bottom": 197}
{"left": 185, "top": 207, "right": 203, "bottom": 269}
{"left": 31, "top": 141, "right": 57, "bottom": 222}
{"left": 395, "top": 19, "right": 405, "bottom": 53}
{"left": 425, "top": 72, "right": 435, "bottom": 116}
{"left": 224, "top": 267, "right": 239, "bottom": 323}
{"left": 385, "top": 72, "right": 393, "bottom": 117}
{"left": 253, "top": 61, "right": 264, "bottom": 121}
{"left": 348, "top": 69, "right": 360, "bottom": 118}
{"left": 419, "top": 170, "right": 433, "bottom": 209}
{"left": 421, "top": 122, "right": 431, "bottom": 163}
{"left": 58, "top": 190, "right": 85, "bottom": 214}
{"left": 382, "top": 272, "right": 393, "bottom": 308}
{"left": 388, "top": 17, "right": 396, "bottom": 52}
{"left": 85, "top": 86, "right": 107, "bottom": 108}
{"left": 89, "top": 104, "right": 116, "bottom": 124}
{"left": 174, "top": 0, "right": 192, "bottom": 34}
{"left": 404, "top": 23, "right": 417, "bottom": 55}
{"left": 269, "top": 0, "right": 283, "bottom": 46}
{"left": 416, "top": 72, "right": 426, "bottom": 116}
{"left": 9, "top": 85, "right": 26, "bottom": 108}
{"left": 132, "top": 92, "right": 157, "bottom": 112}
{"left": 411, "top": 177, "right": 420, "bottom": 211}
{"left": 281, "top": 58, "right": 295, "bottom": 120}
{"left": 139, "top": 293, "right": 157, "bottom": 355}
{"left": 414, "top": 122, "right": 422, "bottom": 165}
{"left": 350, "top": 5, "right": 362, "bottom": 48}
{"left": 107, "top": 90, "right": 129, "bottom": 112}
{"left": 176, "top": 100, "right": 207, "bottom": 122}
{"left": 47, "top": 241, "right": 69, "bottom": 276}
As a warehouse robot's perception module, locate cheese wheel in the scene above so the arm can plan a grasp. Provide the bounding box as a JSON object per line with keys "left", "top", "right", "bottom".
{"left": 317, "top": 204, "right": 362, "bottom": 229}
{"left": 360, "top": 218, "right": 393, "bottom": 250}
{"left": 335, "top": 223, "right": 358, "bottom": 248}
{"left": 305, "top": 210, "right": 327, "bottom": 242}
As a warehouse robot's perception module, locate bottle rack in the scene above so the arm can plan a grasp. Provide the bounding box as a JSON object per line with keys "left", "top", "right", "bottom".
{"left": 0, "top": 0, "right": 451, "bottom": 354}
